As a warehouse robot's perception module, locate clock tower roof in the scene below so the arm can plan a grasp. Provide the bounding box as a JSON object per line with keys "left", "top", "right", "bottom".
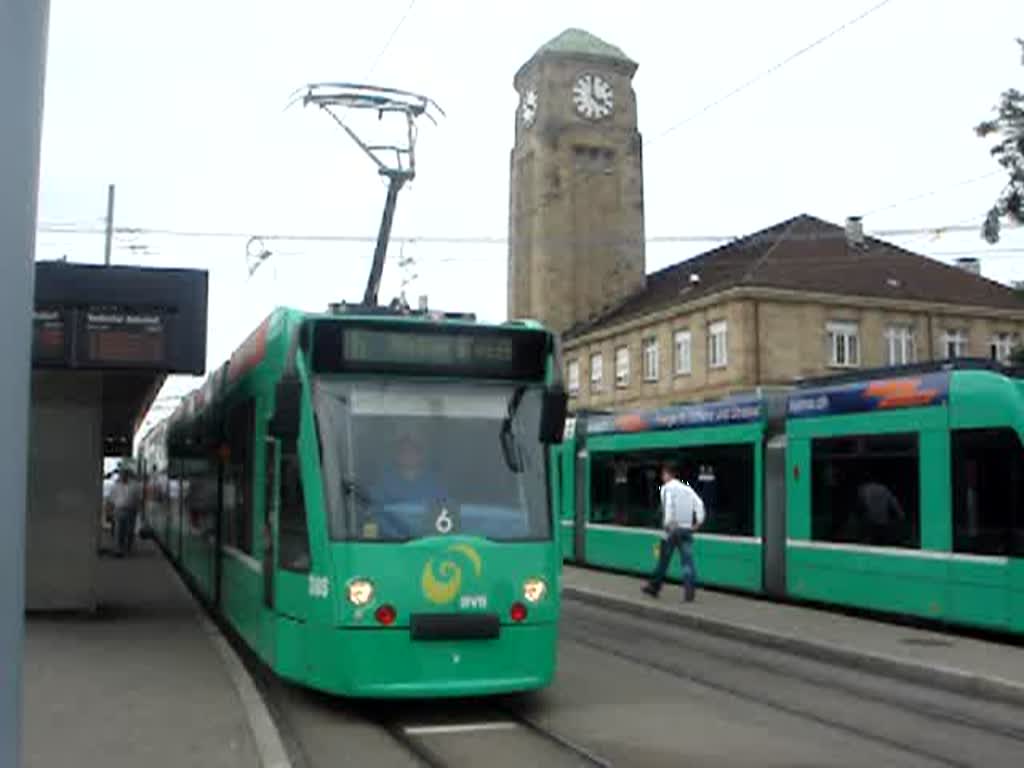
{"left": 516, "top": 28, "right": 636, "bottom": 83}
{"left": 535, "top": 28, "right": 634, "bottom": 63}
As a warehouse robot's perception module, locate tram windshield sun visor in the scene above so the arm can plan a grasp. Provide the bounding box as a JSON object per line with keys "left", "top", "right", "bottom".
{"left": 314, "top": 379, "right": 551, "bottom": 542}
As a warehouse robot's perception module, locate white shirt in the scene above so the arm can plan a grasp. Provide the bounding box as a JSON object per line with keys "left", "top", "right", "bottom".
{"left": 109, "top": 480, "right": 140, "bottom": 511}
{"left": 660, "top": 478, "right": 705, "bottom": 531}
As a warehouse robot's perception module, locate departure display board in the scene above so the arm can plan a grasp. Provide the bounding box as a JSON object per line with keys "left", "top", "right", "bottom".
{"left": 32, "top": 261, "right": 208, "bottom": 374}
{"left": 83, "top": 308, "right": 167, "bottom": 365}
{"left": 32, "top": 308, "right": 66, "bottom": 364}
{"left": 311, "top": 322, "right": 549, "bottom": 380}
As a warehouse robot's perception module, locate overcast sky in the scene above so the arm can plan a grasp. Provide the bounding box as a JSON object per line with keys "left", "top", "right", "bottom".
{"left": 33, "top": 0, "right": 1024, "bottom": 434}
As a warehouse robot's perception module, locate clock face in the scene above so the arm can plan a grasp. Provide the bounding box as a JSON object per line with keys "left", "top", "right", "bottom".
{"left": 521, "top": 89, "right": 538, "bottom": 127}
{"left": 572, "top": 73, "right": 614, "bottom": 120}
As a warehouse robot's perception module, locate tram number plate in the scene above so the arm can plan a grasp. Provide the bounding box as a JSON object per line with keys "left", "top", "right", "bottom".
{"left": 430, "top": 503, "right": 460, "bottom": 535}
{"left": 410, "top": 613, "right": 500, "bottom": 641}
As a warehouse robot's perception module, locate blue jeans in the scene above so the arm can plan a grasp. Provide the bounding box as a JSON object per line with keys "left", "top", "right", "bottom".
{"left": 114, "top": 507, "right": 136, "bottom": 555}
{"left": 649, "top": 528, "right": 697, "bottom": 598}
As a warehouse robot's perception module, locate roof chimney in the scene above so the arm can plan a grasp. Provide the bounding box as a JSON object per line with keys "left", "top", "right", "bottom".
{"left": 418, "top": 294, "right": 429, "bottom": 311}
{"left": 955, "top": 257, "right": 980, "bottom": 276}
{"left": 845, "top": 216, "right": 864, "bottom": 247}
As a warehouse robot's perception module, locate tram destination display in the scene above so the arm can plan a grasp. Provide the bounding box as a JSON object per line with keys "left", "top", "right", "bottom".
{"left": 32, "top": 308, "right": 66, "bottom": 364}
{"left": 312, "top": 322, "right": 549, "bottom": 380}
{"left": 83, "top": 307, "right": 167, "bottom": 366}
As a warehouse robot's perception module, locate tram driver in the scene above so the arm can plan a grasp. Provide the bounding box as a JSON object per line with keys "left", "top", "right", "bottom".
{"left": 364, "top": 429, "right": 447, "bottom": 538}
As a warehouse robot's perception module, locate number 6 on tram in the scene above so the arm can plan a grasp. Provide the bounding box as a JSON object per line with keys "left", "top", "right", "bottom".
{"left": 139, "top": 307, "right": 568, "bottom": 697}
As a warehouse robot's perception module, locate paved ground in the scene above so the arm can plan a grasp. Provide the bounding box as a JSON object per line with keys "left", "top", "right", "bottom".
{"left": 562, "top": 565, "right": 1024, "bottom": 701}
{"left": 266, "top": 596, "right": 1024, "bottom": 767}
{"left": 548, "top": 600, "right": 1024, "bottom": 767}
{"left": 22, "top": 544, "right": 261, "bottom": 768}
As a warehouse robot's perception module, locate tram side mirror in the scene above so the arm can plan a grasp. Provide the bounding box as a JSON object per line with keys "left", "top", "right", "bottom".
{"left": 269, "top": 377, "right": 302, "bottom": 441}
{"left": 539, "top": 384, "right": 568, "bottom": 444}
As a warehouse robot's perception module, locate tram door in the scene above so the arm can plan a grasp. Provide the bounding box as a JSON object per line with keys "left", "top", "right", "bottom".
{"left": 262, "top": 438, "right": 277, "bottom": 609}
{"left": 269, "top": 437, "right": 312, "bottom": 623}
{"left": 574, "top": 442, "right": 588, "bottom": 563}
{"left": 763, "top": 434, "right": 788, "bottom": 598}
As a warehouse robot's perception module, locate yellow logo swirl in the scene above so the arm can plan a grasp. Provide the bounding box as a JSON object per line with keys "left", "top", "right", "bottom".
{"left": 421, "top": 543, "right": 483, "bottom": 605}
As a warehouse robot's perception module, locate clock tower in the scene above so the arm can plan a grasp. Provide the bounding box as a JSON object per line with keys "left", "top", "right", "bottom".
{"left": 507, "top": 28, "right": 646, "bottom": 335}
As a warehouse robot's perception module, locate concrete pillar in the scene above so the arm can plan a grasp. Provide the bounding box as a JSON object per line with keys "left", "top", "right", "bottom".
{"left": 26, "top": 372, "right": 104, "bottom": 612}
{"left": 0, "top": 0, "right": 51, "bottom": 762}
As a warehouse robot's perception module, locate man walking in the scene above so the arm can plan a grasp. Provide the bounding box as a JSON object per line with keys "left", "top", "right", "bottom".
{"left": 107, "top": 465, "right": 141, "bottom": 556}
{"left": 643, "top": 463, "right": 705, "bottom": 602}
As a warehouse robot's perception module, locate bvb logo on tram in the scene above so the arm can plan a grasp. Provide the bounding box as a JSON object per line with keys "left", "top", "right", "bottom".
{"left": 421, "top": 543, "right": 484, "bottom": 606}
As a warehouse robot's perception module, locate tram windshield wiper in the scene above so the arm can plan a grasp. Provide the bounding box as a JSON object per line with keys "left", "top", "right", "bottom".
{"left": 500, "top": 385, "right": 527, "bottom": 474}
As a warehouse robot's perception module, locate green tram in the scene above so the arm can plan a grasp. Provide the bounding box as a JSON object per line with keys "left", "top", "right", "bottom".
{"left": 138, "top": 306, "right": 568, "bottom": 697}
{"left": 558, "top": 360, "right": 1024, "bottom": 633}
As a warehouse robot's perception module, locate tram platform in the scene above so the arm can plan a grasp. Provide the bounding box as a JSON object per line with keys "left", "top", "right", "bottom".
{"left": 562, "top": 565, "right": 1024, "bottom": 706}
{"left": 22, "top": 540, "right": 285, "bottom": 768}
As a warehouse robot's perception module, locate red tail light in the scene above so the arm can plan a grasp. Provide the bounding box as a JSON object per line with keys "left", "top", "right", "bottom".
{"left": 510, "top": 602, "right": 528, "bottom": 622}
{"left": 375, "top": 604, "right": 397, "bottom": 626}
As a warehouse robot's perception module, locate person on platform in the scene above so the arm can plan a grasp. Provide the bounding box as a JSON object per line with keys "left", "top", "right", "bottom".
{"left": 107, "top": 465, "right": 141, "bottom": 556}
{"left": 643, "top": 462, "right": 705, "bottom": 602}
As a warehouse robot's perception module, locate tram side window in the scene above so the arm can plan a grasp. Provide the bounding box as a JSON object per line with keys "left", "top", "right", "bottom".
{"left": 811, "top": 433, "right": 920, "bottom": 548}
{"left": 278, "top": 440, "right": 311, "bottom": 572}
{"left": 590, "top": 454, "right": 660, "bottom": 528}
{"left": 589, "top": 444, "right": 754, "bottom": 535}
{"left": 952, "top": 428, "right": 1024, "bottom": 557}
{"left": 224, "top": 401, "right": 255, "bottom": 554}
{"left": 187, "top": 456, "right": 219, "bottom": 542}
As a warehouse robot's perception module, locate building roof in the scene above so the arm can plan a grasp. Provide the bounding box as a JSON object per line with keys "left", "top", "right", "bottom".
{"left": 565, "top": 214, "right": 1024, "bottom": 339}
{"left": 533, "top": 28, "right": 634, "bottom": 64}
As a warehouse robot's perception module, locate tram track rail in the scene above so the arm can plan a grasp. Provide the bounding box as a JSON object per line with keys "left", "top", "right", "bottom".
{"left": 377, "top": 702, "right": 612, "bottom": 767}
{"left": 563, "top": 599, "right": 1024, "bottom": 768}
{"left": 500, "top": 704, "right": 612, "bottom": 767}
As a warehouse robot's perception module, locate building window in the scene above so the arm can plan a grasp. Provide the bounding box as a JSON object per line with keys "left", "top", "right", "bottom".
{"left": 674, "top": 330, "right": 692, "bottom": 375}
{"left": 827, "top": 321, "right": 860, "bottom": 368}
{"left": 590, "top": 353, "right": 603, "bottom": 391}
{"left": 615, "top": 346, "right": 630, "bottom": 387}
{"left": 990, "top": 333, "right": 1015, "bottom": 363}
{"left": 708, "top": 321, "right": 728, "bottom": 369}
{"left": 811, "top": 433, "right": 920, "bottom": 549}
{"left": 573, "top": 145, "right": 615, "bottom": 173}
{"left": 567, "top": 360, "right": 580, "bottom": 396}
{"left": 642, "top": 337, "right": 659, "bottom": 382}
{"left": 943, "top": 329, "right": 967, "bottom": 359}
{"left": 885, "top": 326, "right": 915, "bottom": 366}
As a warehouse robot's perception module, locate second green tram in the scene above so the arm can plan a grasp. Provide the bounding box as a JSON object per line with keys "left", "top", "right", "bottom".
{"left": 557, "top": 361, "right": 1024, "bottom": 634}
{"left": 138, "top": 306, "right": 568, "bottom": 697}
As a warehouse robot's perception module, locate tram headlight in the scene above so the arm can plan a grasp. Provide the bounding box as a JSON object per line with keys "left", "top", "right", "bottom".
{"left": 347, "top": 579, "right": 375, "bottom": 606}
{"left": 522, "top": 578, "right": 547, "bottom": 603}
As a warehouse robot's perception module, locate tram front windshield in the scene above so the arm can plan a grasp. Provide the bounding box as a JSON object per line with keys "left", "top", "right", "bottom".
{"left": 315, "top": 379, "right": 550, "bottom": 541}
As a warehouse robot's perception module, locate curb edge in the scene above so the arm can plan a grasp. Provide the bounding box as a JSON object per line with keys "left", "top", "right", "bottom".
{"left": 165, "top": 558, "right": 293, "bottom": 768}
